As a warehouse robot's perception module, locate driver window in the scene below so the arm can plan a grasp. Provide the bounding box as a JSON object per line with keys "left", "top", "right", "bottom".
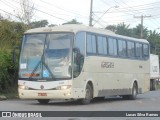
{"left": 74, "top": 32, "right": 85, "bottom": 78}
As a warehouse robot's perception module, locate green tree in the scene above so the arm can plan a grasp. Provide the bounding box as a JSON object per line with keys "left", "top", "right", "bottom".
{"left": 62, "top": 19, "right": 82, "bottom": 25}
{"left": 147, "top": 30, "right": 160, "bottom": 54}
{"left": 131, "top": 24, "right": 148, "bottom": 39}
{"left": 115, "top": 22, "right": 132, "bottom": 37}
{"left": 105, "top": 25, "right": 117, "bottom": 32}
{"left": 0, "top": 19, "right": 27, "bottom": 92}
{"left": 30, "top": 20, "right": 49, "bottom": 28}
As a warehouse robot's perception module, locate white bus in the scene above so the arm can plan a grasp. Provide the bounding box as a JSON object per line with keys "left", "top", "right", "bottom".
{"left": 18, "top": 24, "right": 150, "bottom": 104}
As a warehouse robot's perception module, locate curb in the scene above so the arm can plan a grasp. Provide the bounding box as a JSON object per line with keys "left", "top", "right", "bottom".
{"left": 0, "top": 95, "right": 7, "bottom": 101}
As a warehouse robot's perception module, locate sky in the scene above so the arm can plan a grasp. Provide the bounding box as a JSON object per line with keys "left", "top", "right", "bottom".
{"left": 1, "top": 0, "right": 160, "bottom": 33}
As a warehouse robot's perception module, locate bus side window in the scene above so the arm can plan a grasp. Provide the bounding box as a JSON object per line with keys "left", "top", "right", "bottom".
{"left": 97, "top": 36, "right": 107, "bottom": 55}
{"left": 87, "top": 34, "right": 97, "bottom": 55}
{"left": 127, "top": 41, "right": 135, "bottom": 58}
{"left": 135, "top": 43, "right": 143, "bottom": 59}
{"left": 118, "top": 39, "right": 127, "bottom": 57}
{"left": 143, "top": 44, "right": 149, "bottom": 59}
{"left": 108, "top": 37, "right": 117, "bottom": 56}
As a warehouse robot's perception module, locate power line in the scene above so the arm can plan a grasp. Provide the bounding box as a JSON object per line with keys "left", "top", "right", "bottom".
{"left": 39, "top": 0, "right": 89, "bottom": 19}
{"left": 0, "top": 9, "right": 19, "bottom": 18}
{"left": 10, "top": 0, "right": 69, "bottom": 22}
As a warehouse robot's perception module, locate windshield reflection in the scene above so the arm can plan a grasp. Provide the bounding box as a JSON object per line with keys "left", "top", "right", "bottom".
{"left": 19, "top": 33, "right": 73, "bottom": 80}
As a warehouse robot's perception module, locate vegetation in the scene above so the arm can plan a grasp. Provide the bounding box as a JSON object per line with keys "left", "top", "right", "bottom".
{"left": 0, "top": 19, "right": 25, "bottom": 93}
{"left": 106, "top": 23, "right": 160, "bottom": 57}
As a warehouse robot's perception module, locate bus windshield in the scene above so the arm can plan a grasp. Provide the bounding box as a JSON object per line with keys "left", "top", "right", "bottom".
{"left": 19, "top": 33, "right": 73, "bottom": 80}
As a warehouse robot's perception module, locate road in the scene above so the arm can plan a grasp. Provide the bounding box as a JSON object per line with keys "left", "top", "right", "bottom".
{"left": 0, "top": 90, "right": 160, "bottom": 120}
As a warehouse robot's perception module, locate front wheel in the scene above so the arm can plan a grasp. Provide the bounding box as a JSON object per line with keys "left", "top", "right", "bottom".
{"left": 79, "top": 84, "right": 93, "bottom": 105}
{"left": 37, "top": 99, "right": 50, "bottom": 104}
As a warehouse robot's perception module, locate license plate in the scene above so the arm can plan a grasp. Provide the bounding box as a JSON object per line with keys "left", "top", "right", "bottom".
{"left": 38, "top": 93, "right": 47, "bottom": 96}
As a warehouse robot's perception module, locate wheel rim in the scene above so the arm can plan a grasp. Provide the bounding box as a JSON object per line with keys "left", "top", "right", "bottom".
{"left": 84, "top": 86, "right": 92, "bottom": 103}
{"left": 85, "top": 89, "right": 91, "bottom": 101}
{"left": 133, "top": 85, "right": 137, "bottom": 97}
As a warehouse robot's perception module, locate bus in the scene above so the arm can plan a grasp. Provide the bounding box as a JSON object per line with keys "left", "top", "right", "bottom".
{"left": 18, "top": 24, "right": 150, "bottom": 104}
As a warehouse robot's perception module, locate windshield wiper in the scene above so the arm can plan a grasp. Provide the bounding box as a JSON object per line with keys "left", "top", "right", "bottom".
{"left": 28, "top": 56, "right": 56, "bottom": 81}
{"left": 28, "top": 34, "right": 56, "bottom": 81}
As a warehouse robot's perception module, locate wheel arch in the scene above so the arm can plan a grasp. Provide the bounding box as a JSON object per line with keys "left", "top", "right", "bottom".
{"left": 85, "top": 80, "right": 94, "bottom": 98}
{"left": 132, "top": 80, "right": 138, "bottom": 94}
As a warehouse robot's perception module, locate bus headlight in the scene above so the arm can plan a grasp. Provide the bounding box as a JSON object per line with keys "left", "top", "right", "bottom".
{"left": 18, "top": 85, "right": 28, "bottom": 90}
{"left": 56, "top": 85, "right": 71, "bottom": 90}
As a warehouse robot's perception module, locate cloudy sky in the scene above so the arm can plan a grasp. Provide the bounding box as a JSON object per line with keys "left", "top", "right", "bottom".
{"left": 1, "top": 0, "right": 160, "bottom": 32}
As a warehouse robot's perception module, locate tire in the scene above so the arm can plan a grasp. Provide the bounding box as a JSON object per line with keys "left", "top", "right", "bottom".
{"left": 79, "top": 84, "right": 93, "bottom": 105}
{"left": 128, "top": 83, "right": 138, "bottom": 100}
{"left": 93, "top": 97, "right": 105, "bottom": 101}
{"left": 122, "top": 83, "right": 138, "bottom": 100}
{"left": 122, "top": 95, "right": 129, "bottom": 100}
{"left": 150, "top": 79, "right": 156, "bottom": 91}
{"left": 37, "top": 99, "right": 50, "bottom": 104}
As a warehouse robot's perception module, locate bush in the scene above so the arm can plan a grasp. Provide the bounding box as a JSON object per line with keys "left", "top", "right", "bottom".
{"left": 0, "top": 50, "right": 18, "bottom": 92}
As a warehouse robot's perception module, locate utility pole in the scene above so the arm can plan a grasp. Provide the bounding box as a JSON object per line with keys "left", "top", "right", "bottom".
{"left": 89, "top": 0, "right": 93, "bottom": 26}
{"left": 134, "top": 15, "right": 151, "bottom": 39}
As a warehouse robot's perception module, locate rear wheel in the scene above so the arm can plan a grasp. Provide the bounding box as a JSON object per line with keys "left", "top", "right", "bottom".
{"left": 79, "top": 84, "right": 93, "bottom": 105}
{"left": 128, "top": 83, "right": 138, "bottom": 100}
{"left": 37, "top": 99, "right": 50, "bottom": 104}
{"left": 150, "top": 79, "right": 156, "bottom": 91}
{"left": 122, "top": 83, "right": 138, "bottom": 100}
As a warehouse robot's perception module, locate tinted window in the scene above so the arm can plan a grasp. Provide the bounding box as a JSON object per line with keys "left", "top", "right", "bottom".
{"left": 108, "top": 37, "right": 117, "bottom": 56}
{"left": 87, "top": 34, "right": 96, "bottom": 54}
{"left": 118, "top": 40, "right": 127, "bottom": 57}
{"left": 75, "top": 32, "right": 85, "bottom": 55}
{"left": 97, "top": 36, "right": 107, "bottom": 55}
{"left": 143, "top": 44, "right": 149, "bottom": 58}
{"left": 127, "top": 41, "right": 135, "bottom": 58}
{"left": 135, "top": 43, "right": 143, "bottom": 58}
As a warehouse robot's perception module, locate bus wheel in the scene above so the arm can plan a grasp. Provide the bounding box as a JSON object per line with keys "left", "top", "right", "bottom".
{"left": 37, "top": 99, "right": 50, "bottom": 104}
{"left": 79, "top": 84, "right": 93, "bottom": 105}
{"left": 129, "top": 83, "right": 138, "bottom": 100}
{"left": 150, "top": 79, "right": 156, "bottom": 91}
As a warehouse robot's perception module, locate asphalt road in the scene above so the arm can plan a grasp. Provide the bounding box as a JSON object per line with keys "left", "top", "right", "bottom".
{"left": 0, "top": 90, "right": 160, "bottom": 120}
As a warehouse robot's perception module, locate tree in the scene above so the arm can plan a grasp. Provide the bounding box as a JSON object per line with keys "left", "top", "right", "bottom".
{"left": 17, "top": 0, "right": 35, "bottom": 25}
{"left": 116, "top": 22, "right": 132, "bottom": 37}
{"left": 132, "top": 24, "right": 148, "bottom": 39}
{"left": 30, "top": 20, "right": 49, "bottom": 28}
{"left": 147, "top": 30, "right": 160, "bottom": 54}
{"left": 105, "top": 25, "right": 117, "bottom": 32}
{"left": 0, "top": 20, "right": 26, "bottom": 50}
{"left": 0, "top": 19, "right": 27, "bottom": 91}
{"left": 62, "top": 19, "right": 82, "bottom": 25}
{"left": 0, "top": 14, "right": 3, "bottom": 20}
{"left": 48, "top": 24, "right": 57, "bottom": 27}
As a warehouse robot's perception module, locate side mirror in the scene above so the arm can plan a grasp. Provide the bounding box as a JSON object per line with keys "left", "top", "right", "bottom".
{"left": 13, "top": 46, "right": 20, "bottom": 63}
{"left": 73, "top": 48, "right": 80, "bottom": 53}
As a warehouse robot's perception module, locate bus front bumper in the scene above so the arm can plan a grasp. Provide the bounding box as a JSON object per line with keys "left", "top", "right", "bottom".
{"left": 18, "top": 88, "right": 85, "bottom": 100}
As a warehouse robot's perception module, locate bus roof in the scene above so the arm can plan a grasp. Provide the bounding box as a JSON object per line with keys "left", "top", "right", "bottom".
{"left": 25, "top": 24, "right": 149, "bottom": 43}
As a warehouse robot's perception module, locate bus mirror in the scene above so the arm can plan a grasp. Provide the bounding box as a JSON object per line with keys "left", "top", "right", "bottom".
{"left": 73, "top": 48, "right": 80, "bottom": 54}
{"left": 13, "top": 46, "right": 20, "bottom": 63}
